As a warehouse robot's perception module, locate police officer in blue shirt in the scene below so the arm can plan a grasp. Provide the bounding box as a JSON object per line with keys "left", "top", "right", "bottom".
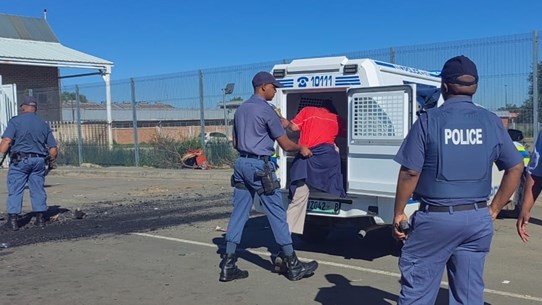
{"left": 392, "top": 56, "right": 523, "bottom": 305}
{"left": 517, "top": 129, "right": 542, "bottom": 242}
{"left": 219, "top": 71, "right": 318, "bottom": 282}
{"left": 0, "top": 96, "right": 58, "bottom": 231}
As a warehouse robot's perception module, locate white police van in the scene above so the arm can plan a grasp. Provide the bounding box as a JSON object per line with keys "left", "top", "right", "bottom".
{"left": 253, "top": 56, "right": 512, "bottom": 242}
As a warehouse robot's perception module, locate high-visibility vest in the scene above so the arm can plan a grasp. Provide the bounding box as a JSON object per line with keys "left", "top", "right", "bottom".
{"left": 514, "top": 142, "right": 530, "bottom": 166}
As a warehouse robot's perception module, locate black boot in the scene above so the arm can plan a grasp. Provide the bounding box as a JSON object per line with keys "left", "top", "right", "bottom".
{"left": 219, "top": 254, "right": 249, "bottom": 282}
{"left": 35, "top": 212, "right": 46, "bottom": 228}
{"left": 6, "top": 214, "right": 19, "bottom": 231}
{"left": 272, "top": 251, "right": 287, "bottom": 274}
{"left": 284, "top": 252, "right": 318, "bottom": 281}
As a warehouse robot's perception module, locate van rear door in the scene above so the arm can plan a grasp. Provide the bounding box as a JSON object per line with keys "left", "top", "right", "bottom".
{"left": 346, "top": 85, "right": 414, "bottom": 197}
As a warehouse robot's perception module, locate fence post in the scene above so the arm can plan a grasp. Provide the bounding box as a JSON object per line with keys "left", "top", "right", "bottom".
{"left": 534, "top": 31, "right": 539, "bottom": 137}
{"left": 199, "top": 70, "right": 206, "bottom": 147}
{"left": 75, "top": 85, "right": 83, "bottom": 166}
{"left": 131, "top": 78, "right": 140, "bottom": 167}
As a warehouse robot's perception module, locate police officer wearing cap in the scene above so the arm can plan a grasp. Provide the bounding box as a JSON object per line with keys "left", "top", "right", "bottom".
{"left": 0, "top": 96, "right": 58, "bottom": 231}
{"left": 392, "top": 56, "right": 523, "bottom": 305}
{"left": 219, "top": 71, "right": 318, "bottom": 282}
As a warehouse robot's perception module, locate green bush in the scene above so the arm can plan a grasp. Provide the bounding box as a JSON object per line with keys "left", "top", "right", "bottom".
{"left": 204, "top": 142, "right": 237, "bottom": 167}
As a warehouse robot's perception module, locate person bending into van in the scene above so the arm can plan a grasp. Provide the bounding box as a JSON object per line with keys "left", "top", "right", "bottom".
{"left": 220, "top": 71, "right": 318, "bottom": 282}
{"left": 284, "top": 100, "right": 346, "bottom": 235}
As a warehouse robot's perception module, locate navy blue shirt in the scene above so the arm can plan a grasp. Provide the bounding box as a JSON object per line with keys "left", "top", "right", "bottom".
{"left": 2, "top": 112, "right": 57, "bottom": 155}
{"left": 527, "top": 130, "right": 542, "bottom": 177}
{"left": 233, "top": 95, "right": 285, "bottom": 156}
{"left": 394, "top": 96, "right": 521, "bottom": 205}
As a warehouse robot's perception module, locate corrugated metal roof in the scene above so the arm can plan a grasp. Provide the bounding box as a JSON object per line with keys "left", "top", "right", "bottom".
{"left": 0, "top": 14, "right": 58, "bottom": 42}
{"left": 0, "top": 37, "right": 113, "bottom": 68}
{"left": 0, "top": 13, "right": 112, "bottom": 69}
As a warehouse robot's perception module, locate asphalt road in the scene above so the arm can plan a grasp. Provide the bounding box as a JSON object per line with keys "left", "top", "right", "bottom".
{"left": 0, "top": 166, "right": 541, "bottom": 305}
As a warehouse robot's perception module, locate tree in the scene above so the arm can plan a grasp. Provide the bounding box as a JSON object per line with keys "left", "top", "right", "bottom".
{"left": 498, "top": 61, "right": 542, "bottom": 126}
{"left": 522, "top": 61, "right": 542, "bottom": 123}
{"left": 61, "top": 91, "right": 88, "bottom": 103}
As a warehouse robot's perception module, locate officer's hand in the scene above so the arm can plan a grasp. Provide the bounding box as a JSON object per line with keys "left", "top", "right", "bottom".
{"left": 280, "top": 117, "right": 289, "bottom": 128}
{"left": 516, "top": 210, "right": 531, "bottom": 242}
{"left": 392, "top": 213, "right": 408, "bottom": 241}
{"left": 489, "top": 205, "right": 500, "bottom": 221}
{"left": 49, "top": 158, "right": 58, "bottom": 170}
{"left": 299, "top": 146, "right": 312, "bottom": 158}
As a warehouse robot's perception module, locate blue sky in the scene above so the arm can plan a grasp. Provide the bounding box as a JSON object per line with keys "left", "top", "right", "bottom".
{"left": 2, "top": 0, "right": 541, "bottom": 83}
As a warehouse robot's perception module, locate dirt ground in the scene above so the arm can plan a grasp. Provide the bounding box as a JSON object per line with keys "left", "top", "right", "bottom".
{"left": 0, "top": 166, "right": 233, "bottom": 247}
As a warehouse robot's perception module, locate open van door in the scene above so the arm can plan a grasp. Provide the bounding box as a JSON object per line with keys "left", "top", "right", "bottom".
{"left": 346, "top": 85, "right": 415, "bottom": 198}
{"left": 0, "top": 82, "right": 18, "bottom": 135}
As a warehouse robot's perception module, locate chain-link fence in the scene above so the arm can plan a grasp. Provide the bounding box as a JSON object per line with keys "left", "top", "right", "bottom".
{"left": 17, "top": 31, "right": 542, "bottom": 167}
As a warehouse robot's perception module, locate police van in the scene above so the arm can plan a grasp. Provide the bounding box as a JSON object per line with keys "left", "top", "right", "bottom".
{"left": 253, "top": 56, "right": 512, "bottom": 241}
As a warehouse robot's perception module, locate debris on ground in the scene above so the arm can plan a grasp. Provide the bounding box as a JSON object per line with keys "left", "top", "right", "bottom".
{"left": 215, "top": 225, "right": 227, "bottom": 232}
{"left": 74, "top": 208, "right": 86, "bottom": 219}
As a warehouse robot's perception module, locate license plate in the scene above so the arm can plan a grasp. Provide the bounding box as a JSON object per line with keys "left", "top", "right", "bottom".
{"left": 307, "top": 199, "right": 341, "bottom": 215}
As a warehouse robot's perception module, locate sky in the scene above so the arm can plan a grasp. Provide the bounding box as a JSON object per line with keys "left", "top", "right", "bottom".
{"left": 1, "top": 0, "right": 542, "bottom": 84}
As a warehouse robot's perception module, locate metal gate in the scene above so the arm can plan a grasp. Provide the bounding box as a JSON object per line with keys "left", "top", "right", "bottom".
{"left": 0, "top": 75, "right": 18, "bottom": 135}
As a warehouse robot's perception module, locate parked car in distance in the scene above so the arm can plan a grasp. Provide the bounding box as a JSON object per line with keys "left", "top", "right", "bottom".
{"left": 202, "top": 132, "right": 232, "bottom": 146}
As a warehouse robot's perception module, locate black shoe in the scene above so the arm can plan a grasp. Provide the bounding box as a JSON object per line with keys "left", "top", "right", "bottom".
{"left": 35, "top": 212, "right": 46, "bottom": 228}
{"left": 6, "top": 214, "right": 19, "bottom": 231}
{"left": 284, "top": 252, "right": 318, "bottom": 281}
{"left": 219, "top": 254, "right": 249, "bottom": 282}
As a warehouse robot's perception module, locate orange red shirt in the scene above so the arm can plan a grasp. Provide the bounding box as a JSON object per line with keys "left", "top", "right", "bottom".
{"left": 290, "top": 106, "right": 345, "bottom": 148}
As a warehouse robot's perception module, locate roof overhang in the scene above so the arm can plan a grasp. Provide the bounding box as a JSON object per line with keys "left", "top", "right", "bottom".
{"left": 0, "top": 37, "right": 113, "bottom": 71}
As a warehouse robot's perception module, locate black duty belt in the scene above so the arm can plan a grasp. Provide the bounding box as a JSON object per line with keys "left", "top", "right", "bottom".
{"left": 239, "top": 154, "right": 270, "bottom": 161}
{"left": 419, "top": 201, "right": 488, "bottom": 213}
{"left": 16, "top": 152, "right": 46, "bottom": 158}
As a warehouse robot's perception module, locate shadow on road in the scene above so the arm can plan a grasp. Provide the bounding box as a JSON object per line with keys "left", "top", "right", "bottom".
{"left": 315, "top": 273, "right": 397, "bottom": 305}
{"left": 528, "top": 217, "right": 542, "bottom": 226}
{"left": 211, "top": 215, "right": 401, "bottom": 266}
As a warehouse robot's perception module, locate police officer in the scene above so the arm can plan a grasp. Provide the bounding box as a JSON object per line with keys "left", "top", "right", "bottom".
{"left": 219, "top": 71, "right": 318, "bottom": 282}
{"left": 517, "top": 129, "right": 542, "bottom": 242}
{"left": 392, "top": 56, "right": 523, "bottom": 305}
{"left": 0, "top": 96, "right": 58, "bottom": 231}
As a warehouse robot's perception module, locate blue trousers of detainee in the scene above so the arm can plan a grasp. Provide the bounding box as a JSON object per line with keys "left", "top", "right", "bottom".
{"left": 398, "top": 205, "right": 493, "bottom": 305}
{"left": 225, "top": 157, "right": 292, "bottom": 247}
{"left": 6, "top": 157, "right": 47, "bottom": 214}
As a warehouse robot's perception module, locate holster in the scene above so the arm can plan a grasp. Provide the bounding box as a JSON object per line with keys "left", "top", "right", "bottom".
{"left": 256, "top": 160, "right": 280, "bottom": 195}
{"left": 231, "top": 175, "right": 247, "bottom": 190}
{"left": 9, "top": 152, "right": 22, "bottom": 166}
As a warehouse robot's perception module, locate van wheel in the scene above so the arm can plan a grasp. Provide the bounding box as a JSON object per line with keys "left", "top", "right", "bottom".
{"left": 298, "top": 223, "right": 331, "bottom": 243}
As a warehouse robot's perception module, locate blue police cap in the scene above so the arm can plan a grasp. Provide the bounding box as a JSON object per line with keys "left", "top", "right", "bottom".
{"left": 252, "top": 71, "right": 283, "bottom": 88}
{"left": 20, "top": 96, "right": 37, "bottom": 107}
{"left": 441, "top": 55, "right": 478, "bottom": 86}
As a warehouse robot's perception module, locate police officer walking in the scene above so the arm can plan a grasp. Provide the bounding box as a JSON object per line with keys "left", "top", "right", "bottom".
{"left": 219, "top": 71, "right": 318, "bottom": 282}
{"left": 0, "top": 96, "right": 58, "bottom": 231}
{"left": 392, "top": 56, "right": 523, "bottom": 305}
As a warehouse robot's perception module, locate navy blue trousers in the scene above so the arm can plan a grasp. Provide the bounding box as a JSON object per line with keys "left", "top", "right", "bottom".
{"left": 225, "top": 157, "right": 292, "bottom": 250}
{"left": 398, "top": 206, "right": 493, "bottom": 305}
{"left": 6, "top": 157, "right": 47, "bottom": 214}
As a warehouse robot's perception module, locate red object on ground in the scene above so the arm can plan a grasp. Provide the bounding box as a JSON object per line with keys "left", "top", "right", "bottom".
{"left": 182, "top": 148, "right": 209, "bottom": 170}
